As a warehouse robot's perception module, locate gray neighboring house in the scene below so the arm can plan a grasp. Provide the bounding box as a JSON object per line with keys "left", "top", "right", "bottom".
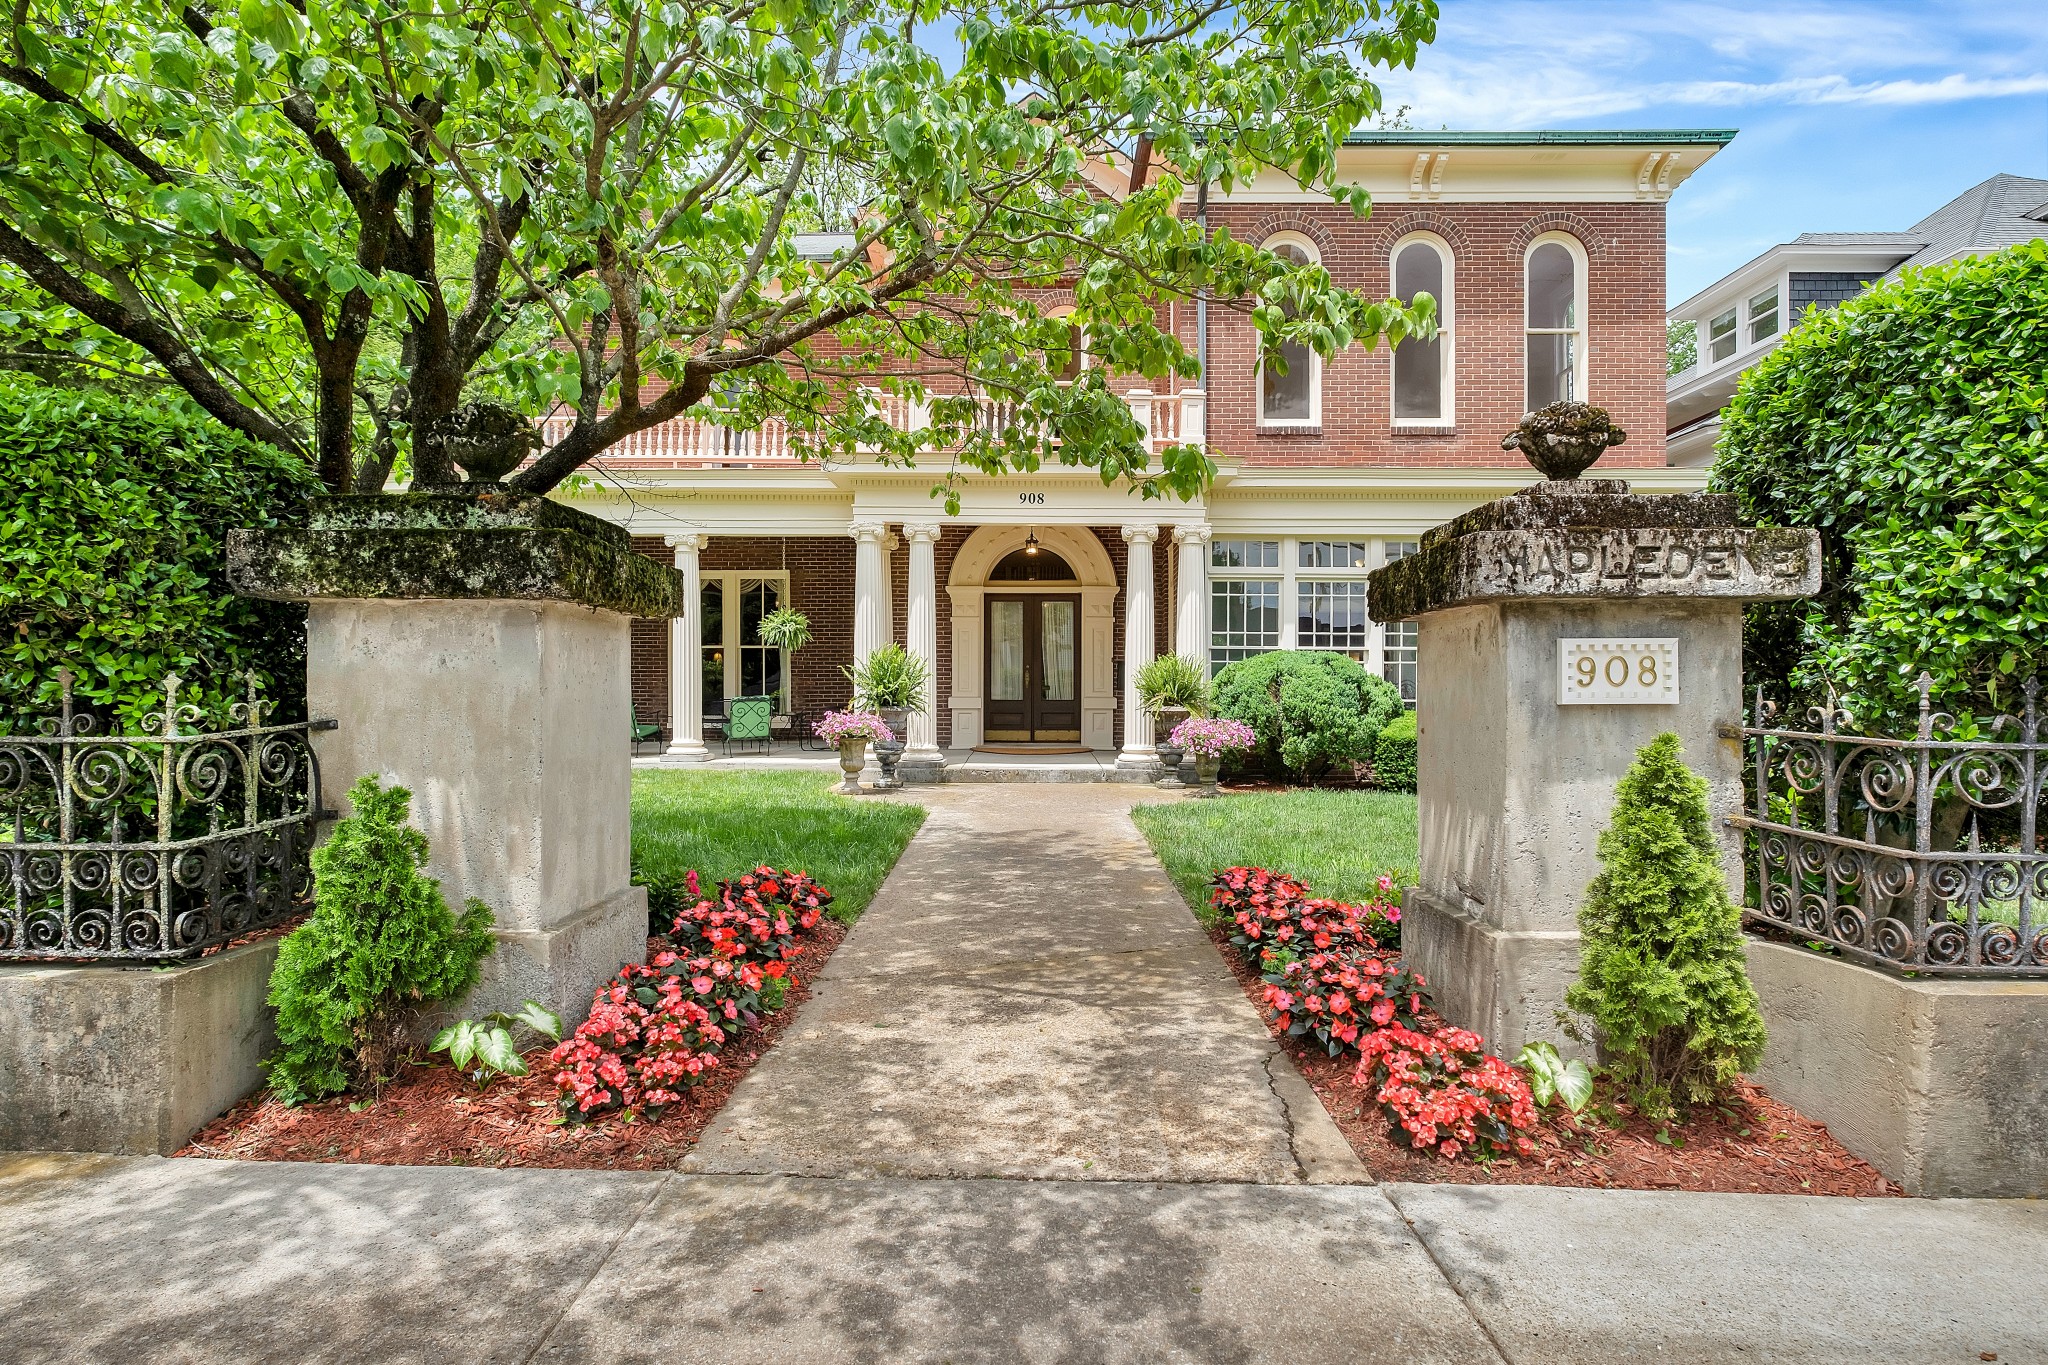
{"left": 1665, "top": 173, "right": 2048, "bottom": 467}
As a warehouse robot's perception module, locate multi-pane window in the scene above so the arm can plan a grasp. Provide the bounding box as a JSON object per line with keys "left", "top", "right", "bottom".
{"left": 1381, "top": 540, "right": 1419, "bottom": 703}
{"left": 1211, "top": 579, "right": 1282, "bottom": 667}
{"left": 1525, "top": 237, "right": 1583, "bottom": 409}
{"left": 1298, "top": 580, "right": 1370, "bottom": 658}
{"left": 1708, "top": 307, "right": 1738, "bottom": 363}
{"left": 1747, "top": 285, "right": 1779, "bottom": 344}
{"left": 1213, "top": 538, "right": 1281, "bottom": 570}
{"left": 700, "top": 573, "right": 790, "bottom": 715}
{"left": 1392, "top": 237, "right": 1451, "bottom": 422}
{"left": 1259, "top": 237, "right": 1319, "bottom": 425}
{"left": 1297, "top": 540, "right": 1372, "bottom": 570}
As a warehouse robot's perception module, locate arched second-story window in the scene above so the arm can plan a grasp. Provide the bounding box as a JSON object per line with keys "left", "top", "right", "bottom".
{"left": 1047, "top": 305, "right": 1087, "bottom": 382}
{"left": 1390, "top": 234, "right": 1453, "bottom": 423}
{"left": 1524, "top": 232, "right": 1588, "bottom": 409}
{"left": 1257, "top": 233, "right": 1320, "bottom": 427}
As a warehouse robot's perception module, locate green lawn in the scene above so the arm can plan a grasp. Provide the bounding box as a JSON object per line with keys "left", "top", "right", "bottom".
{"left": 1130, "top": 789, "right": 1418, "bottom": 923}
{"left": 630, "top": 770, "right": 926, "bottom": 923}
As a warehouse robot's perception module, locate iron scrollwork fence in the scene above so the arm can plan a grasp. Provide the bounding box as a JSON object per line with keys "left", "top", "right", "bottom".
{"left": 1725, "top": 672, "right": 2045, "bottom": 977}
{"left": 1, "top": 669, "right": 333, "bottom": 963}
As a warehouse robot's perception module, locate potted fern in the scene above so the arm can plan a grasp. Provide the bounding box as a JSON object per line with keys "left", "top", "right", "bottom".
{"left": 1136, "top": 653, "right": 1210, "bottom": 787}
{"left": 756, "top": 606, "right": 811, "bottom": 718}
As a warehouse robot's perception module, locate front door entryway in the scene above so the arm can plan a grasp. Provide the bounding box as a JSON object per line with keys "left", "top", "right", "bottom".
{"left": 984, "top": 594, "right": 1082, "bottom": 741}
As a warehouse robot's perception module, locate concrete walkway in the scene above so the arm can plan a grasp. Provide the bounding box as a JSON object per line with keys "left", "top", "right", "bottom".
{"left": 685, "top": 785, "right": 1361, "bottom": 1183}
{"left": 2, "top": 1152, "right": 2041, "bottom": 1363}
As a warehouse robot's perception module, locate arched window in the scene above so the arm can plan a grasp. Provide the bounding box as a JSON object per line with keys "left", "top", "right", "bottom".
{"left": 1047, "top": 306, "right": 1086, "bottom": 382}
{"left": 1390, "top": 234, "right": 1453, "bottom": 423}
{"left": 1524, "top": 232, "right": 1587, "bottom": 409}
{"left": 990, "top": 545, "right": 1077, "bottom": 581}
{"left": 1257, "top": 233, "right": 1320, "bottom": 427}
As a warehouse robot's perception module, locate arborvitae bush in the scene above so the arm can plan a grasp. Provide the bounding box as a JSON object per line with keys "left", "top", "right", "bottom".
{"left": 1211, "top": 650, "right": 1401, "bottom": 781}
{"left": 1374, "top": 711, "right": 1417, "bottom": 792}
{"left": 1565, "top": 734, "right": 1765, "bottom": 1120}
{"left": 265, "top": 775, "right": 496, "bottom": 1104}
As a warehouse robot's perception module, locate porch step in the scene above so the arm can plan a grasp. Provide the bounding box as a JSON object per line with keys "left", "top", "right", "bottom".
{"left": 902, "top": 762, "right": 1152, "bottom": 785}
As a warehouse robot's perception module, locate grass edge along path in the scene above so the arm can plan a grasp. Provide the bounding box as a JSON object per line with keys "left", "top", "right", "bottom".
{"left": 1130, "top": 788, "right": 1418, "bottom": 923}
{"left": 631, "top": 770, "right": 926, "bottom": 925}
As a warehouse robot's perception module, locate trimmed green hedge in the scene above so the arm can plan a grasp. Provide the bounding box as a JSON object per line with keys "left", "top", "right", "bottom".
{"left": 1711, "top": 241, "right": 2048, "bottom": 729}
{"left": 1373, "top": 710, "right": 1417, "bottom": 792}
{"left": 1211, "top": 650, "right": 1402, "bottom": 782}
{"left": 1, "top": 379, "right": 318, "bottom": 729}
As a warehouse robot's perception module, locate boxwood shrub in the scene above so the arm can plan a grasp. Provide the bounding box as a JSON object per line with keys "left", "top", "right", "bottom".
{"left": 1374, "top": 710, "right": 1417, "bottom": 792}
{"left": 0, "top": 378, "right": 317, "bottom": 729}
{"left": 1211, "top": 650, "right": 1402, "bottom": 782}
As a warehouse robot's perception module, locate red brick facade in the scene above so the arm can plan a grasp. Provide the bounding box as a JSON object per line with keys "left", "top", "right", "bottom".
{"left": 1191, "top": 200, "right": 1667, "bottom": 467}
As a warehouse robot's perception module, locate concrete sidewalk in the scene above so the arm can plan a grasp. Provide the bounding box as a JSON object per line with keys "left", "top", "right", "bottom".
{"left": 683, "top": 785, "right": 1361, "bottom": 1184}
{"left": 1, "top": 1152, "right": 2041, "bottom": 1364}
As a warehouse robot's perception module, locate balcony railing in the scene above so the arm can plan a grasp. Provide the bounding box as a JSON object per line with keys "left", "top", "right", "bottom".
{"left": 539, "top": 387, "right": 1204, "bottom": 469}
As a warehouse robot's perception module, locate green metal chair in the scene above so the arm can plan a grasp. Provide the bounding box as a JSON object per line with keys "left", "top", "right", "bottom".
{"left": 724, "top": 695, "right": 774, "bottom": 755}
{"left": 631, "top": 707, "right": 665, "bottom": 754}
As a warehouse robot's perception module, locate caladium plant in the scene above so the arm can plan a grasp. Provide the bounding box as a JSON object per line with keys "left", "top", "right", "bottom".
{"left": 1514, "top": 1041, "right": 1595, "bottom": 1114}
{"left": 432, "top": 1000, "right": 564, "bottom": 1090}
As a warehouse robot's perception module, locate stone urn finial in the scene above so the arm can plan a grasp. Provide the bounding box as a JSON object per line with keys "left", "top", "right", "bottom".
{"left": 427, "top": 401, "right": 540, "bottom": 486}
{"left": 1501, "top": 400, "right": 1628, "bottom": 481}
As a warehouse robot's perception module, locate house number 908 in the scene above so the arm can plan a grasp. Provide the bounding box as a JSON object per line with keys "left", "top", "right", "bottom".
{"left": 1557, "top": 638, "right": 1679, "bottom": 706}
{"left": 1018, "top": 492, "right": 1046, "bottom": 505}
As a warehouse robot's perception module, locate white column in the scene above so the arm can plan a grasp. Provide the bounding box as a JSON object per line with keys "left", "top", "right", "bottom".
{"left": 1118, "top": 524, "right": 1159, "bottom": 769}
{"left": 1173, "top": 525, "right": 1211, "bottom": 668}
{"left": 851, "top": 522, "right": 888, "bottom": 668}
{"left": 881, "top": 531, "right": 900, "bottom": 645}
{"left": 902, "top": 522, "right": 943, "bottom": 766}
{"left": 663, "top": 532, "right": 710, "bottom": 763}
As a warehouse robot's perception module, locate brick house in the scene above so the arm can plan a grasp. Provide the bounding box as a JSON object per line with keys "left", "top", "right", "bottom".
{"left": 569, "top": 128, "right": 1732, "bottom": 767}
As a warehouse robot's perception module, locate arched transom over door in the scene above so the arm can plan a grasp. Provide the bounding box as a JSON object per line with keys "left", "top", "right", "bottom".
{"left": 946, "top": 525, "right": 1120, "bottom": 751}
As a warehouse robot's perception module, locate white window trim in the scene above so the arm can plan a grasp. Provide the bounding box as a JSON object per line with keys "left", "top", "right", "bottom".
{"left": 1389, "top": 232, "right": 1455, "bottom": 428}
{"left": 1208, "top": 538, "right": 1416, "bottom": 674}
{"left": 1256, "top": 231, "right": 1323, "bottom": 429}
{"left": 1524, "top": 230, "right": 1589, "bottom": 407}
{"left": 702, "top": 570, "right": 791, "bottom": 708}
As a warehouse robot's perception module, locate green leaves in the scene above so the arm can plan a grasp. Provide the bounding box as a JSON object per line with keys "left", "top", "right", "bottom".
{"left": 1514, "top": 1042, "right": 1593, "bottom": 1114}
{"left": 429, "top": 999, "right": 561, "bottom": 1088}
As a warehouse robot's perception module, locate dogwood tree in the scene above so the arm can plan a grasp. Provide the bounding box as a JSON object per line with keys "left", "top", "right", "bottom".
{"left": 0, "top": 0, "right": 1437, "bottom": 498}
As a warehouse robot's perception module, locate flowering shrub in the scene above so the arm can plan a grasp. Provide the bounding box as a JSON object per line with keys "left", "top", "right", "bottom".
{"left": 670, "top": 866, "right": 832, "bottom": 970}
{"left": 1169, "top": 715, "right": 1256, "bottom": 759}
{"left": 550, "top": 959, "right": 731, "bottom": 1118}
{"left": 813, "top": 709, "right": 894, "bottom": 745}
{"left": 1355, "top": 1023, "right": 1540, "bottom": 1160}
{"left": 1263, "top": 952, "right": 1431, "bottom": 1058}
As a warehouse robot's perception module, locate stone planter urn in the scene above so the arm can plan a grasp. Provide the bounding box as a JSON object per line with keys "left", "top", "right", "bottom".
{"left": 1153, "top": 705, "right": 1190, "bottom": 788}
{"left": 836, "top": 739, "right": 867, "bottom": 795}
{"left": 1191, "top": 753, "right": 1222, "bottom": 798}
{"left": 1500, "top": 400, "right": 1628, "bottom": 481}
{"left": 872, "top": 706, "right": 911, "bottom": 790}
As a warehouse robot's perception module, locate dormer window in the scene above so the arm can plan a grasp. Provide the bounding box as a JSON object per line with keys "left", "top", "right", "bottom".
{"left": 1708, "top": 307, "right": 1738, "bottom": 363}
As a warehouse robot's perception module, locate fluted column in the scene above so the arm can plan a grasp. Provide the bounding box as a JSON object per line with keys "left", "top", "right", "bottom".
{"left": 1173, "top": 525, "right": 1211, "bottom": 667}
{"left": 882, "top": 531, "right": 900, "bottom": 644}
{"left": 1118, "top": 524, "right": 1159, "bottom": 769}
{"left": 850, "top": 522, "right": 888, "bottom": 669}
{"left": 663, "top": 532, "right": 710, "bottom": 763}
{"left": 901, "top": 522, "right": 943, "bottom": 766}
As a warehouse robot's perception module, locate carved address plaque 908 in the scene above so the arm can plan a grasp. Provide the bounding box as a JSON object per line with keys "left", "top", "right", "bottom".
{"left": 1557, "top": 637, "right": 1678, "bottom": 705}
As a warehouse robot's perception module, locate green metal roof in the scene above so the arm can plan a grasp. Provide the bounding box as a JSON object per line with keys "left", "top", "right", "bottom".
{"left": 1341, "top": 129, "right": 1738, "bottom": 147}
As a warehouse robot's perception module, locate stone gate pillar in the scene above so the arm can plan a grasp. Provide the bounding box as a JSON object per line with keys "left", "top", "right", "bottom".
{"left": 230, "top": 491, "right": 685, "bottom": 1026}
{"left": 1366, "top": 479, "right": 1818, "bottom": 1057}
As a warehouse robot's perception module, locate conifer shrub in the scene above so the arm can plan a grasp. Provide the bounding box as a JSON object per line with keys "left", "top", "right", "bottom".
{"left": 1565, "top": 734, "right": 1766, "bottom": 1120}
{"left": 1211, "top": 650, "right": 1402, "bottom": 781}
{"left": 265, "top": 775, "right": 497, "bottom": 1104}
{"left": 1374, "top": 710, "right": 1418, "bottom": 792}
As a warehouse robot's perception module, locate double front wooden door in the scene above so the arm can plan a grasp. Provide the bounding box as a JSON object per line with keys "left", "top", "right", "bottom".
{"left": 984, "top": 594, "right": 1081, "bottom": 742}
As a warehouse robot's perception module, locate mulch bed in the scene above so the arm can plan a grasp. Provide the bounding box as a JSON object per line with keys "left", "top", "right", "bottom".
{"left": 178, "top": 919, "right": 847, "bottom": 1170}
{"left": 1206, "top": 921, "right": 1903, "bottom": 1197}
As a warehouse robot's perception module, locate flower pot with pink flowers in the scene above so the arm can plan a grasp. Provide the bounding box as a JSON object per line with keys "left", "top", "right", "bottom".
{"left": 1168, "top": 716, "right": 1256, "bottom": 797}
{"left": 812, "top": 710, "right": 895, "bottom": 794}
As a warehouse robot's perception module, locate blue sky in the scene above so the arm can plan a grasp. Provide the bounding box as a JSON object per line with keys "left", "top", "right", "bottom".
{"left": 1369, "top": 0, "right": 2048, "bottom": 303}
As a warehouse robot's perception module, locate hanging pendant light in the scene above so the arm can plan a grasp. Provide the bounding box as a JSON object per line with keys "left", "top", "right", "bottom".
{"left": 1023, "top": 530, "right": 1041, "bottom": 556}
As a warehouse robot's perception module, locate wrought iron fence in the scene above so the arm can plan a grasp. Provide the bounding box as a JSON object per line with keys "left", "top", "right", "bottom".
{"left": 1, "top": 669, "right": 333, "bottom": 963}
{"left": 1726, "top": 673, "right": 2045, "bottom": 977}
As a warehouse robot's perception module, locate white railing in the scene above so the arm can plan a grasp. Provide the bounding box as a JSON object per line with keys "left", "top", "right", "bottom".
{"left": 536, "top": 385, "right": 1206, "bottom": 467}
